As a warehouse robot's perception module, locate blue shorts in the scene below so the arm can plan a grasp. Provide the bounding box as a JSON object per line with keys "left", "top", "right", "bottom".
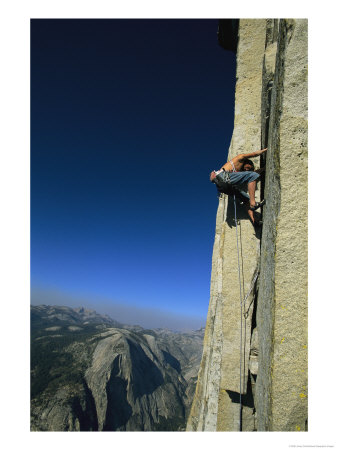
{"left": 229, "top": 171, "right": 259, "bottom": 200}
{"left": 214, "top": 170, "right": 260, "bottom": 200}
{"left": 228, "top": 171, "right": 260, "bottom": 185}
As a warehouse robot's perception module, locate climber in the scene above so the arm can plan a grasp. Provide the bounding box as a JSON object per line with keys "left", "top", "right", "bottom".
{"left": 209, "top": 148, "right": 268, "bottom": 225}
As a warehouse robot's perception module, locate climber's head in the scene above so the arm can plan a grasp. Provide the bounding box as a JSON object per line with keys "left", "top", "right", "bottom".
{"left": 242, "top": 158, "right": 254, "bottom": 171}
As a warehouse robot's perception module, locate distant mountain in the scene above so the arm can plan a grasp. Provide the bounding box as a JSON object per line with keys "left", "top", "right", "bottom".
{"left": 31, "top": 304, "right": 124, "bottom": 328}
{"left": 31, "top": 305, "right": 204, "bottom": 431}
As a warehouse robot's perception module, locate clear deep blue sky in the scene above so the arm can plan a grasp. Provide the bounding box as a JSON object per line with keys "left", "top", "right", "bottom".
{"left": 31, "top": 19, "right": 236, "bottom": 330}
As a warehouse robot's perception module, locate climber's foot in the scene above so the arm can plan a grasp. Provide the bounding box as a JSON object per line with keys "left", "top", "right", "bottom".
{"left": 249, "top": 199, "right": 265, "bottom": 211}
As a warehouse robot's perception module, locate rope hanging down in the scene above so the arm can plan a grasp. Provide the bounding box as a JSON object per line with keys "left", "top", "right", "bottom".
{"left": 233, "top": 193, "right": 243, "bottom": 432}
{"left": 232, "top": 197, "right": 259, "bottom": 431}
{"left": 224, "top": 158, "right": 260, "bottom": 431}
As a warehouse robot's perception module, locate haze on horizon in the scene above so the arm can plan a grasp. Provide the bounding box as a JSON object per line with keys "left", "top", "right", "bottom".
{"left": 31, "top": 285, "right": 206, "bottom": 332}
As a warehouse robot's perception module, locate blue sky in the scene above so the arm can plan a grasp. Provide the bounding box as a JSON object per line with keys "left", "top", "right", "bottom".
{"left": 30, "top": 19, "right": 236, "bottom": 330}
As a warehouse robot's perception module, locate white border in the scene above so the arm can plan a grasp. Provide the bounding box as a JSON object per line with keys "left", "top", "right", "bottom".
{"left": 1, "top": 1, "right": 337, "bottom": 449}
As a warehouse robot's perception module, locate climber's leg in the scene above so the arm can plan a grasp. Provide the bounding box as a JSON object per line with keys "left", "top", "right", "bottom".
{"left": 247, "top": 180, "right": 257, "bottom": 209}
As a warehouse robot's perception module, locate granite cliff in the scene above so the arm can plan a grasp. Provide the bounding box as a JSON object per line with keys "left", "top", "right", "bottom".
{"left": 187, "top": 19, "right": 307, "bottom": 432}
{"left": 31, "top": 305, "right": 204, "bottom": 431}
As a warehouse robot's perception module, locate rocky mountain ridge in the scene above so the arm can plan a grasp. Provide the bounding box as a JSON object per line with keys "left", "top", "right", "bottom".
{"left": 31, "top": 304, "right": 204, "bottom": 431}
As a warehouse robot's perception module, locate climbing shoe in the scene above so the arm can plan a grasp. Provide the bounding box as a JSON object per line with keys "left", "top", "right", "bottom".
{"left": 249, "top": 199, "right": 265, "bottom": 211}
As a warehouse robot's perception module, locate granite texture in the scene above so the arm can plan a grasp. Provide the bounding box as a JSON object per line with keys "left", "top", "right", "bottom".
{"left": 187, "top": 18, "right": 307, "bottom": 432}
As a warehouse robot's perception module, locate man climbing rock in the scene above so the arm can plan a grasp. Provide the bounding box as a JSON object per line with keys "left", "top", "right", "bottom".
{"left": 210, "top": 148, "right": 268, "bottom": 225}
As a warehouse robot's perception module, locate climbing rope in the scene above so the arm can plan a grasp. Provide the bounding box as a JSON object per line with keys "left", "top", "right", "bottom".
{"left": 233, "top": 192, "right": 243, "bottom": 432}
{"left": 223, "top": 160, "right": 260, "bottom": 431}
{"left": 233, "top": 199, "right": 260, "bottom": 430}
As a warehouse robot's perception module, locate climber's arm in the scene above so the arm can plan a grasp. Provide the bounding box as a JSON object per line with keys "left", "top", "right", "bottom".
{"left": 237, "top": 148, "right": 268, "bottom": 160}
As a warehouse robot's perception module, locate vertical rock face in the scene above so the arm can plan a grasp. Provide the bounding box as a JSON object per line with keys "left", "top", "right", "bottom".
{"left": 256, "top": 19, "right": 308, "bottom": 432}
{"left": 187, "top": 19, "right": 307, "bottom": 432}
